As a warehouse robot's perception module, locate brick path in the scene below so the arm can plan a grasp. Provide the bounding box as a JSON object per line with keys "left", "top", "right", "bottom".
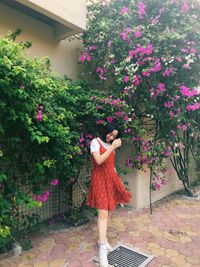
{"left": 0, "top": 193, "right": 200, "bottom": 267}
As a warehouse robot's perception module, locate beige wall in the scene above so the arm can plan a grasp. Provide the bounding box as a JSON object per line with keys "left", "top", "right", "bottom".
{"left": 0, "top": 3, "right": 83, "bottom": 79}
{"left": 17, "top": 0, "right": 86, "bottom": 32}
{"left": 116, "top": 143, "right": 183, "bottom": 209}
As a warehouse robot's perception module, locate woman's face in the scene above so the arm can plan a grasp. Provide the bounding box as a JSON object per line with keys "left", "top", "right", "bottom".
{"left": 106, "top": 130, "right": 118, "bottom": 143}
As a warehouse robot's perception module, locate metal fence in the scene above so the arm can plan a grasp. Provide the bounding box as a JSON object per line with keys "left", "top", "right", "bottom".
{"left": 17, "top": 166, "right": 91, "bottom": 223}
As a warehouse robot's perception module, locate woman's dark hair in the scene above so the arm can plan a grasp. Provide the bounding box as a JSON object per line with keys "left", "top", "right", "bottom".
{"left": 96, "top": 121, "right": 121, "bottom": 142}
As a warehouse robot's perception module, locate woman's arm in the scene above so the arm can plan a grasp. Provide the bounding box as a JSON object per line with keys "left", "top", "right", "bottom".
{"left": 92, "top": 138, "right": 121, "bottom": 165}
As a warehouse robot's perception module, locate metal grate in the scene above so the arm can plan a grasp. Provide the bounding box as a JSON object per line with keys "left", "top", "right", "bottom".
{"left": 93, "top": 243, "right": 154, "bottom": 267}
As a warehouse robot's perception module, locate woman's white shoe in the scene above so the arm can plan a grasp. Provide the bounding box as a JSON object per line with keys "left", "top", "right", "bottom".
{"left": 98, "top": 240, "right": 113, "bottom": 253}
{"left": 99, "top": 245, "right": 109, "bottom": 267}
{"left": 105, "top": 241, "right": 113, "bottom": 253}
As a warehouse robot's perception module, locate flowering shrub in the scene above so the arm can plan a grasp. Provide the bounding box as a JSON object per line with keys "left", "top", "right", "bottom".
{"left": 0, "top": 32, "right": 105, "bottom": 251}
{"left": 80, "top": 0, "right": 200, "bottom": 195}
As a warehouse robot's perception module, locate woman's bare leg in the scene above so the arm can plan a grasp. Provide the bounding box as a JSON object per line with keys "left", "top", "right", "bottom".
{"left": 98, "top": 209, "right": 108, "bottom": 244}
{"left": 106, "top": 211, "right": 110, "bottom": 234}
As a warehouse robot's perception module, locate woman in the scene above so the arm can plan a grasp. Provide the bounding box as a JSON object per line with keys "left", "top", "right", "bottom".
{"left": 87, "top": 122, "right": 131, "bottom": 267}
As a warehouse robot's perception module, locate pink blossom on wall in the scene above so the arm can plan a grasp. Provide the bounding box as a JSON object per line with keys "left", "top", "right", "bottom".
{"left": 120, "top": 6, "right": 129, "bottom": 16}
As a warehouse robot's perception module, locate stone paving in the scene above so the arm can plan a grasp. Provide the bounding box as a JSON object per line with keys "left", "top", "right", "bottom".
{"left": 0, "top": 193, "right": 200, "bottom": 267}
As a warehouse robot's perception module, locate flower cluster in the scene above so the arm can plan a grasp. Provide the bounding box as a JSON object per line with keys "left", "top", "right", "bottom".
{"left": 80, "top": 0, "right": 200, "bottom": 192}
{"left": 36, "top": 104, "right": 44, "bottom": 122}
{"left": 33, "top": 179, "right": 59, "bottom": 203}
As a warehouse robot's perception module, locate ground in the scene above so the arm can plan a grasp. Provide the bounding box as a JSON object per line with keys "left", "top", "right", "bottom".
{"left": 0, "top": 193, "right": 200, "bottom": 267}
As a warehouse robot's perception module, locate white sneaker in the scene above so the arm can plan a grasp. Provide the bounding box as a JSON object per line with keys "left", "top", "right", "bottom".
{"left": 105, "top": 241, "right": 113, "bottom": 253}
{"left": 99, "top": 245, "right": 109, "bottom": 267}
{"left": 98, "top": 240, "right": 113, "bottom": 253}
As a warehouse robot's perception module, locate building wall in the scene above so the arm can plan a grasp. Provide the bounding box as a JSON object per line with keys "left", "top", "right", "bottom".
{"left": 116, "top": 143, "right": 183, "bottom": 209}
{"left": 0, "top": 3, "right": 83, "bottom": 79}
{"left": 17, "top": 0, "right": 86, "bottom": 31}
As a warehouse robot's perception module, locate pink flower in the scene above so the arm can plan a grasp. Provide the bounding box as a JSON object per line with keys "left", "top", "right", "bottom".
{"left": 96, "top": 119, "right": 103, "bottom": 125}
{"left": 86, "top": 133, "right": 93, "bottom": 139}
{"left": 106, "top": 117, "right": 113, "bottom": 123}
{"left": 151, "top": 59, "right": 161, "bottom": 72}
{"left": 180, "top": 86, "right": 198, "bottom": 98}
{"left": 169, "top": 111, "right": 175, "bottom": 117}
{"left": 41, "top": 194, "right": 48, "bottom": 203}
{"left": 150, "top": 88, "right": 156, "bottom": 98}
{"left": 164, "top": 101, "right": 174, "bottom": 108}
{"left": 96, "top": 105, "right": 103, "bottom": 110}
{"left": 162, "top": 68, "right": 173, "bottom": 77}
{"left": 44, "top": 190, "right": 50, "bottom": 196}
{"left": 120, "top": 28, "right": 132, "bottom": 41}
{"left": 96, "top": 67, "right": 106, "bottom": 80}
{"left": 181, "top": 0, "right": 190, "bottom": 13}
{"left": 108, "top": 40, "right": 112, "bottom": 48}
{"left": 153, "top": 182, "right": 161, "bottom": 190}
{"left": 136, "top": 154, "right": 142, "bottom": 162}
{"left": 129, "top": 50, "right": 136, "bottom": 59}
{"left": 79, "top": 51, "right": 91, "bottom": 62}
{"left": 115, "top": 111, "right": 122, "bottom": 117}
{"left": 157, "top": 83, "right": 166, "bottom": 93}
{"left": 175, "top": 56, "right": 182, "bottom": 62}
{"left": 129, "top": 44, "right": 153, "bottom": 59}
{"left": 33, "top": 194, "right": 41, "bottom": 201}
{"left": 177, "top": 108, "right": 181, "bottom": 116}
{"left": 123, "top": 116, "right": 129, "bottom": 121}
{"left": 96, "top": 67, "right": 105, "bottom": 75}
{"left": 177, "top": 125, "right": 187, "bottom": 131}
{"left": 37, "top": 104, "right": 44, "bottom": 111}
{"left": 137, "top": 60, "right": 145, "bottom": 66}
{"left": 183, "top": 63, "right": 191, "bottom": 69}
{"left": 88, "top": 46, "right": 96, "bottom": 51}
{"left": 51, "top": 179, "right": 59, "bottom": 186}
{"left": 36, "top": 110, "right": 43, "bottom": 121}
{"left": 138, "top": 1, "right": 146, "bottom": 19}
{"left": 142, "top": 70, "right": 151, "bottom": 77}
{"left": 171, "top": 130, "right": 177, "bottom": 138}
{"left": 120, "top": 6, "right": 129, "bottom": 16}
{"left": 165, "top": 151, "right": 171, "bottom": 156}
{"left": 186, "top": 102, "right": 200, "bottom": 111}
{"left": 145, "top": 44, "right": 153, "bottom": 55}
{"left": 132, "top": 75, "right": 141, "bottom": 86}
{"left": 110, "top": 58, "right": 116, "bottom": 64}
{"left": 181, "top": 48, "right": 188, "bottom": 53}
{"left": 123, "top": 76, "right": 129, "bottom": 83}
{"left": 190, "top": 47, "right": 196, "bottom": 54}
{"left": 135, "top": 30, "right": 142, "bottom": 38}
{"left": 79, "top": 137, "right": 84, "bottom": 143}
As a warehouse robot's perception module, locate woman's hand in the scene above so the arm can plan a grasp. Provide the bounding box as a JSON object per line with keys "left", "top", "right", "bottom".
{"left": 112, "top": 138, "right": 122, "bottom": 149}
{"left": 92, "top": 138, "right": 122, "bottom": 165}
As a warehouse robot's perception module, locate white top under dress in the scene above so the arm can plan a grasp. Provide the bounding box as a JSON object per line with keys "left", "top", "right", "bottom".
{"left": 90, "top": 138, "right": 111, "bottom": 154}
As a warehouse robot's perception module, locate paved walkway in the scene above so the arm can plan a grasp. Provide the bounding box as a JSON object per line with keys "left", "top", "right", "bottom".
{"left": 0, "top": 193, "right": 200, "bottom": 267}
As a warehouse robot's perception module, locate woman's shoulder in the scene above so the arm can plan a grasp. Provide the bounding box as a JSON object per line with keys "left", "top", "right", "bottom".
{"left": 91, "top": 138, "right": 99, "bottom": 144}
{"left": 90, "top": 138, "right": 100, "bottom": 153}
{"left": 90, "top": 138, "right": 101, "bottom": 147}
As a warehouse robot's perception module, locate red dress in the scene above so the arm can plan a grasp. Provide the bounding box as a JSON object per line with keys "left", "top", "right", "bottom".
{"left": 87, "top": 139, "right": 131, "bottom": 210}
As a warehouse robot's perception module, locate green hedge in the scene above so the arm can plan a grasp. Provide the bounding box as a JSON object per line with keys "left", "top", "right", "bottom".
{"left": 0, "top": 32, "right": 104, "bottom": 252}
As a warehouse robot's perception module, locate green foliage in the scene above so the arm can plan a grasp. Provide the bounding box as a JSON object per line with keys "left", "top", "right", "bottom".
{"left": 0, "top": 33, "right": 104, "bottom": 251}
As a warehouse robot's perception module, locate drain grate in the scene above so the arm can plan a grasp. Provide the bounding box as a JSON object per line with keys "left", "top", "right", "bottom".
{"left": 93, "top": 243, "right": 154, "bottom": 267}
